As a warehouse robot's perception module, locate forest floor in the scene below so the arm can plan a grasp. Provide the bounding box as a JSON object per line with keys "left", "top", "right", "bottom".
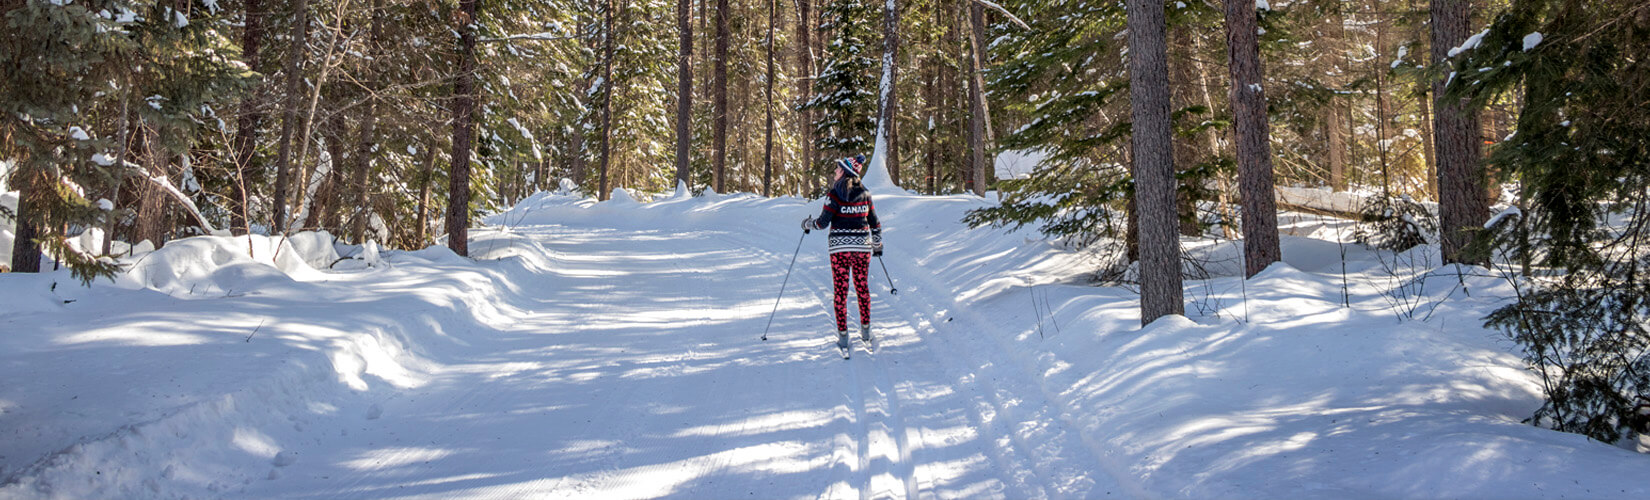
{"left": 2, "top": 186, "right": 1649, "bottom": 499}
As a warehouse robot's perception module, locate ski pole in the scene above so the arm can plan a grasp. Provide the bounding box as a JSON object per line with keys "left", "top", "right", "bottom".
{"left": 762, "top": 230, "right": 809, "bottom": 341}
{"left": 876, "top": 254, "right": 898, "bottom": 295}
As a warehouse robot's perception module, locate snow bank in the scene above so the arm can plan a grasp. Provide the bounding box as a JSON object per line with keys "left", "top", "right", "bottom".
{"left": 0, "top": 228, "right": 559, "bottom": 498}
{"left": 880, "top": 191, "right": 1650, "bottom": 499}
{"left": 117, "top": 232, "right": 340, "bottom": 296}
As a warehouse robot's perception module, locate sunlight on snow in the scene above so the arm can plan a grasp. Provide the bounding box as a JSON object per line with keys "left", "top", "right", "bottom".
{"left": 340, "top": 446, "right": 457, "bottom": 471}
{"left": 231, "top": 427, "right": 280, "bottom": 459}
{"left": 56, "top": 327, "right": 213, "bottom": 347}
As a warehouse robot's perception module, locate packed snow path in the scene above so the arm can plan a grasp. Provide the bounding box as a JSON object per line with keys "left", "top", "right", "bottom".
{"left": 7, "top": 189, "right": 1650, "bottom": 499}
{"left": 239, "top": 205, "right": 1119, "bottom": 498}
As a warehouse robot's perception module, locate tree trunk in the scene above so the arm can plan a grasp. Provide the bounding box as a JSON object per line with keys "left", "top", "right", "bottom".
{"left": 965, "top": 2, "right": 988, "bottom": 196}
{"left": 796, "top": 0, "right": 814, "bottom": 185}
{"left": 9, "top": 161, "right": 46, "bottom": 272}
{"left": 1324, "top": 4, "right": 1348, "bottom": 192}
{"left": 712, "top": 0, "right": 730, "bottom": 193}
{"left": 314, "top": 113, "right": 348, "bottom": 233}
{"left": 1432, "top": 0, "right": 1486, "bottom": 264}
{"left": 1225, "top": 0, "right": 1281, "bottom": 278}
{"left": 350, "top": 0, "right": 385, "bottom": 243}
{"left": 134, "top": 128, "right": 170, "bottom": 248}
{"left": 447, "top": 0, "right": 479, "bottom": 256}
{"left": 231, "top": 0, "right": 267, "bottom": 235}
{"left": 1408, "top": 0, "right": 1436, "bottom": 200}
{"left": 674, "top": 0, "right": 694, "bottom": 190}
{"left": 1126, "top": 0, "right": 1184, "bottom": 324}
{"left": 597, "top": 0, "right": 615, "bottom": 200}
{"left": 762, "top": 0, "right": 776, "bottom": 196}
{"left": 1190, "top": 33, "right": 1238, "bottom": 239}
{"left": 415, "top": 145, "right": 438, "bottom": 246}
{"left": 875, "top": 0, "right": 900, "bottom": 186}
{"left": 103, "top": 78, "right": 133, "bottom": 256}
{"left": 923, "top": 44, "right": 939, "bottom": 195}
{"left": 272, "top": 0, "right": 311, "bottom": 233}
{"left": 1170, "top": 24, "right": 1201, "bottom": 237}
{"left": 1373, "top": 16, "right": 1394, "bottom": 196}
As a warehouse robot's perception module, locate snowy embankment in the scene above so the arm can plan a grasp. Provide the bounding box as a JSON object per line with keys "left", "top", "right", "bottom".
{"left": 2, "top": 186, "right": 1648, "bottom": 499}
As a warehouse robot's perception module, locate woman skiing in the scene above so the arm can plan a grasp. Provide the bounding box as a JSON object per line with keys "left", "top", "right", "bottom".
{"left": 803, "top": 154, "right": 883, "bottom": 351}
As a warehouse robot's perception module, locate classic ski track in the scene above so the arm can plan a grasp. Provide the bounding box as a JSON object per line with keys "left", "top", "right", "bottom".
{"left": 756, "top": 222, "right": 1121, "bottom": 497}
{"left": 785, "top": 269, "right": 909, "bottom": 500}
{"left": 726, "top": 230, "right": 915, "bottom": 499}
{"left": 732, "top": 227, "right": 1059, "bottom": 499}
{"left": 791, "top": 265, "right": 1053, "bottom": 499}
{"left": 877, "top": 245, "right": 1142, "bottom": 498}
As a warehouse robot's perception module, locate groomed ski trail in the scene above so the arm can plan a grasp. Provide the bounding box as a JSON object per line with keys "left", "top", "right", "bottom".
{"left": 228, "top": 201, "right": 1123, "bottom": 499}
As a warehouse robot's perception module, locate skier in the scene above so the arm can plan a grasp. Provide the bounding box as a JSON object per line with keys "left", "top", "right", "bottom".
{"left": 802, "top": 154, "right": 883, "bottom": 352}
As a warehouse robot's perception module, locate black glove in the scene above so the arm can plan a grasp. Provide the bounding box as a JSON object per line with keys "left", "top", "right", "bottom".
{"left": 871, "top": 233, "right": 884, "bottom": 256}
{"left": 802, "top": 216, "right": 815, "bottom": 234}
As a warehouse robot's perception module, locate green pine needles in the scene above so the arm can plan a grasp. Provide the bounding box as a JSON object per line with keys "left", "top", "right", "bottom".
{"left": 800, "top": 0, "right": 878, "bottom": 174}
{"left": 1454, "top": 0, "right": 1650, "bottom": 444}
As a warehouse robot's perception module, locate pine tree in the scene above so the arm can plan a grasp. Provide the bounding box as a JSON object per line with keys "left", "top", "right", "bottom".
{"left": 802, "top": 0, "right": 877, "bottom": 178}
{"left": 3, "top": 0, "right": 247, "bottom": 279}
{"left": 1459, "top": 0, "right": 1650, "bottom": 444}
{"left": 963, "top": 0, "right": 1135, "bottom": 244}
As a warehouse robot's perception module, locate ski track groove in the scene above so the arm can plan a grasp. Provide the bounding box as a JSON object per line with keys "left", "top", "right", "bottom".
{"left": 734, "top": 226, "right": 1083, "bottom": 499}
{"left": 247, "top": 219, "right": 1123, "bottom": 499}
{"left": 880, "top": 245, "right": 1141, "bottom": 498}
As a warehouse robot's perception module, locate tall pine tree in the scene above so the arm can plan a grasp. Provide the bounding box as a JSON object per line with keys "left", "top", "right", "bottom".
{"left": 802, "top": 0, "right": 877, "bottom": 186}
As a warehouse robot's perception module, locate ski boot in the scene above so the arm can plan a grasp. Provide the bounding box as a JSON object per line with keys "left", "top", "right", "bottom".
{"left": 836, "top": 330, "right": 851, "bottom": 350}
{"left": 860, "top": 324, "right": 873, "bottom": 343}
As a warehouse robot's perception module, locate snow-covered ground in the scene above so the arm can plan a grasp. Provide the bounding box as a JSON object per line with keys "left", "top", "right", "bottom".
{"left": 2, "top": 186, "right": 1649, "bottom": 499}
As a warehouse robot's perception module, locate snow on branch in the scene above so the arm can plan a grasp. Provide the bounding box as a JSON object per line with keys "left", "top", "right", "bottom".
{"left": 479, "top": 32, "right": 589, "bottom": 43}
{"left": 970, "top": 0, "right": 1032, "bottom": 31}
{"left": 129, "top": 164, "right": 217, "bottom": 234}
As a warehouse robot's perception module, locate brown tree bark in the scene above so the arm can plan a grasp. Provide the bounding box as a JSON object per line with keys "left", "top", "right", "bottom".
{"left": 923, "top": 37, "right": 939, "bottom": 195}
{"left": 230, "top": 0, "right": 267, "bottom": 235}
{"left": 877, "top": 0, "right": 900, "bottom": 187}
{"left": 272, "top": 0, "right": 311, "bottom": 233}
{"left": 1431, "top": 0, "right": 1487, "bottom": 264}
{"left": 446, "top": 0, "right": 479, "bottom": 256}
{"left": 1408, "top": 0, "right": 1436, "bottom": 199}
{"left": 675, "top": 0, "right": 694, "bottom": 190}
{"left": 1225, "top": 0, "right": 1281, "bottom": 278}
{"left": 311, "top": 113, "right": 347, "bottom": 233}
{"left": 1324, "top": 4, "right": 1348, "bottom": 192}
{"left": 711, "top": 0, "right": 730, "bottom": 193}
{"left": 9, "top": 161, "right": 46, "bottom": 271}
{"left": 350, "top": 0, "right": 385, "bottom": 243}
{"left": 1126, "top": 0, "right": 1184, "bottom": 323}
{"left": 796, "top": 0, "right": 815, "bottom": 187}
{"left": 134, "top": 129, "right": 170, "bottom": 248}
{"left": 597, "top": 0, "right": 615, "bottom": 201}
{"left": 415, "top": 145, "right": 438, "bottom": 246}
{"left": 965, "top": 2, "right": 988, "bottom": 196}
{"left": 763, "top": 0, "right": 776, "bottom": 196}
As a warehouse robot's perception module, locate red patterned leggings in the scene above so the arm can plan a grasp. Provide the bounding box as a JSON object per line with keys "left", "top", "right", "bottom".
{"left": 830, "top": 252, "right": 871, "bottom": 332}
